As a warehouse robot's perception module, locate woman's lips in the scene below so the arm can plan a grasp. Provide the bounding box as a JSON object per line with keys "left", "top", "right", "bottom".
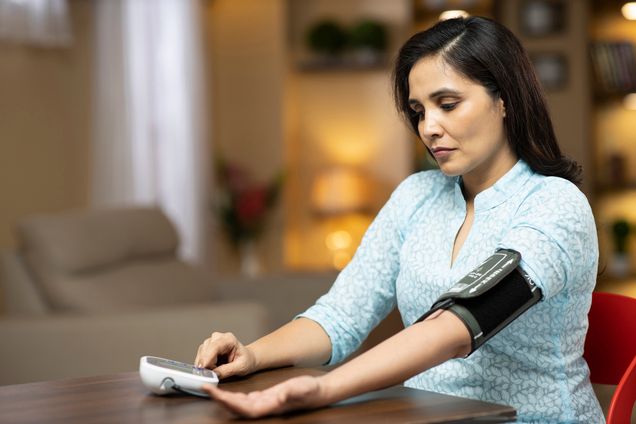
{"left": 431, "top": 147, "right": 455, "bottom": 159}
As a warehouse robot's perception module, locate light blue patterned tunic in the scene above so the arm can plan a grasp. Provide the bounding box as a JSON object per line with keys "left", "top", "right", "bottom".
{"left": 299, "top": 160, "right": 604, "bottom": 423}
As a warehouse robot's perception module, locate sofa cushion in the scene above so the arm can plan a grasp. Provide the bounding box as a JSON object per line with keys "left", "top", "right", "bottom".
{"left": 14, "top": 207, "right": 218, "bottom": 312}
{"left": 43, "top": 258, "right": 216, "bottom": 313}
{"left": 18, "top": 207, "right": 178, "bottom": 276}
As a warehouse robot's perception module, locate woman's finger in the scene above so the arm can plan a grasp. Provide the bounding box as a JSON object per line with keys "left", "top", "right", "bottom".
{"left": 212, "top": 361, "right": 242, "bottom": 379}
{"left": 196, "top": 343, "right": 217, "bottom": 368}
{"left": 203, "top": 385, "right": 283, "bottom": 418}
{"left": 202, "top": 376, "right": 323, "bottom": 417}
{"left": 194, "top": 343, "right": 204, "bottom": 367}
{"left": 198, "top": 339, "right": 233, "bottom": 369}
{"left": 203, "top": 386, "right": 265, "bottom": 417}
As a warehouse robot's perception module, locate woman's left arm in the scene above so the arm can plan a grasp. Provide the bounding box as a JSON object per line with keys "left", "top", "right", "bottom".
{"left": 203, "top": 310, "right": 471, "bottom": 418}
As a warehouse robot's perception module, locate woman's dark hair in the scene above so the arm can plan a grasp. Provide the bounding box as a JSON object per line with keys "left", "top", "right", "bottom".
{"left": 392, "top": 16, "right": 581, "bottom": 185}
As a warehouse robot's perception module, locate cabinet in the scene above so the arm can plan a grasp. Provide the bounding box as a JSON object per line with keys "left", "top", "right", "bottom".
{"left": 589, "top": 2, "right": 636, "bottom": 283}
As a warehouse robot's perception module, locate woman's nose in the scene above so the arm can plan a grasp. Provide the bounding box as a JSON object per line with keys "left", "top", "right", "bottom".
{"left": 420, "top": 116, "right": 443, "bottom": 141}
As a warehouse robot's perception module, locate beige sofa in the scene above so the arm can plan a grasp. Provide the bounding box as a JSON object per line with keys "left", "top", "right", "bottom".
{"left": 0, "top": 208, "right": 343, "bottom": 385}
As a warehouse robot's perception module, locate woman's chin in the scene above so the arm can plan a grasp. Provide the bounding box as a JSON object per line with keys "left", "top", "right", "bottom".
{"left": 437, "top": 163, "right": 464, "bottom": 177}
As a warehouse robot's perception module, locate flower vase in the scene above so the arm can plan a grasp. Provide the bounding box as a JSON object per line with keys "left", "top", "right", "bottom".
{"left": 609, "top": 252, "right": 630, "bottom": 278}
{"left": 239, "top": 240, "right": 261, "bottom": 278}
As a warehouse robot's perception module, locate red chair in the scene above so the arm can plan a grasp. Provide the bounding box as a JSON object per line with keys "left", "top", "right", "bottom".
{"left": 584, "top": 291, "right": 636, "bottom": 424}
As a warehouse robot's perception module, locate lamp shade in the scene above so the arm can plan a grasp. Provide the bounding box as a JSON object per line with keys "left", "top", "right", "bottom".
{"left": 311, "top": 167, "right": 371, "bottom": 215}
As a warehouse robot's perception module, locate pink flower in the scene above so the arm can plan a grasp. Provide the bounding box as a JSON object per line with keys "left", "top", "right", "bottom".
{"left": 214, "top": 158, "right": 283, "bottom": 246}
{"left": 236, "top": 187, "right": 268, "bottom": 224}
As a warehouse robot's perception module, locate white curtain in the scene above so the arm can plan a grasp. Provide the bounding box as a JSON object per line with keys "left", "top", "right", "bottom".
{"left": 92, "top": 0, "right": 208, "bottom": 262}
{"left": 0, "top": 0, "right": 72, "bottom": 47}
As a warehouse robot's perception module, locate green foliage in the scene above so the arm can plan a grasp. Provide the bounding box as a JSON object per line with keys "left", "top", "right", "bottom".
{"left": 349, "top": 20, "right": 387, "bottom": 51}
{"left": 306, "top": 20, "right": 347, "bottom": 55}
{"left": 611, "top": 219, "right": 631, "bottom": 253}
{"left": 306, "top": 19, "right": 388, "bottom": 56}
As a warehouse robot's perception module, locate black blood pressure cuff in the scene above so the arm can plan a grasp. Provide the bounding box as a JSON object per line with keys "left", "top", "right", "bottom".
{"left": 415, "top": 249, "right": 542, "bottom": 355}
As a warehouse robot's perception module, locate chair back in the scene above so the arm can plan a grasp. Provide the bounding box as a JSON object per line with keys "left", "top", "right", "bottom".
{"left": 583, "top": 291, "right": 636, "bottom": 424}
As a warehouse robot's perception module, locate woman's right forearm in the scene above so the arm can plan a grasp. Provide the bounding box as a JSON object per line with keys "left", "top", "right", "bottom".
{"left": 247, "top": 317, "right": 332, "bottom": 371}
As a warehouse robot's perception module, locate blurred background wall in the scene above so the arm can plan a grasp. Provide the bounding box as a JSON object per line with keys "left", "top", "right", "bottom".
{"left": 0, "top": 0, "right": 92, "bottom": 251}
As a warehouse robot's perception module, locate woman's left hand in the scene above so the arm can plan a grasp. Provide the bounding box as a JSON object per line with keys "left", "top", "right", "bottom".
{"left": 202, "top": 375, "right": 328, "bottom": 418}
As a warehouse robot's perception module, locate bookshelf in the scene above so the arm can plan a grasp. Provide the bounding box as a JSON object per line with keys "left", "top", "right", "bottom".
{"left": 589, "top": 2, "right": 636, "bottom": 282}
{"left": 590, "top": 41, "right": 636, "bottom": 97}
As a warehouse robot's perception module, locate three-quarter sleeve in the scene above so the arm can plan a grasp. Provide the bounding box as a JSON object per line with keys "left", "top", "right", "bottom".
{"left": 297, "top": 174, "right": 423, "bottom": 364}
{"left": 496, "top": 179, "right": 598, "bottom": 300}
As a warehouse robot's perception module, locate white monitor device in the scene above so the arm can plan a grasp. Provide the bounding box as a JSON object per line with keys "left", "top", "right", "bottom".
{"left": 139, "top": 356, "right": 219, "bottom": 397}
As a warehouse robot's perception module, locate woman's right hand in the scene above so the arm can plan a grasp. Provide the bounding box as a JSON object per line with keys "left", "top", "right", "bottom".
{"left": 194, "top": 332, "right": 257, "bottom": 379}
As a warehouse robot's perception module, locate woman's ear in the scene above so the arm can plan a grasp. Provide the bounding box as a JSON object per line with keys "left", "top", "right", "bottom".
{"left": 498, "top": 98, "right": 506, "bottom": 117}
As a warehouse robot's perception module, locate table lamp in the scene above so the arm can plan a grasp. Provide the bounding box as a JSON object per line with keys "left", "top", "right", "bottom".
{"left": 311, "top": 167, "right": 371, "bottom": 269}
{"left": 311, "top": 167, "right": 371, "bottom": 216}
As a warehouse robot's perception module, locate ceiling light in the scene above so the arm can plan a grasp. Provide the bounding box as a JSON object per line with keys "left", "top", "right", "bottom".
{"left": 439, "top": 10, "right": 469, "bottom": 20}
{"left": 622, "top": 2, "right": 636, "bottom": 20}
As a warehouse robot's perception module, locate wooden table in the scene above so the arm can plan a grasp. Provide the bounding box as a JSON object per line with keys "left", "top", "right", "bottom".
{"left": 0, "top": 367, "right": 516, "bottom": 423}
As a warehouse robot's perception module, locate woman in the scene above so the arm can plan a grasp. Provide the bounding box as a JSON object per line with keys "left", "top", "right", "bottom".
{"left": 196, "top": 17, "right": 603, "bottom": 423}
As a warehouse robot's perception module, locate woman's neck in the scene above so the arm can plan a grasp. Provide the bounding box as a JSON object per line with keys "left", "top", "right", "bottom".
{"left": 461, "top": 152, "right": 518, "bottom": 201}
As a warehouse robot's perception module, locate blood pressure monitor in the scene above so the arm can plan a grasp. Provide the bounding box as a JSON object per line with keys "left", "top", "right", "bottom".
{"left": 139, "top": 356, "right": 219, "bottom": 397}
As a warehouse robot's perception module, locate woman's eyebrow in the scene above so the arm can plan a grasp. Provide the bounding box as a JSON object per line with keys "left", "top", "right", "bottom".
{"left": 429, "top": 88, "right": 462, "bottom": 99}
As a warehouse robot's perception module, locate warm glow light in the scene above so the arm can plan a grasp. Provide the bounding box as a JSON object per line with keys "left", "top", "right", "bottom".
{"left": 316, "top": 123, "right": 378, "bottom": 166}
{"left": 439, "top": 10, "right": 469, "bottom": 20}
{"left": 624, "top": 93, "right": 636, "bottom": 110}
{"left": 311, "top": 168, "right": 371, "bottom": 215}
{"left": 332, "top": 250, "right": 352, "bottom": 270}
{"left": 325, "top": 230, "right": 352, "bottom": 251}
{"left": 321, "top": 136, "right": 375, "bottom": 166}
{"left": 622, "top": 2, "right": 636, "bottom": 20}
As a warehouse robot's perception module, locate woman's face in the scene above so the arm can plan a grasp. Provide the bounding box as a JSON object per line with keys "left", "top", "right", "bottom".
{"left": 407, "top": 55, "right": 516, "bottom": 191}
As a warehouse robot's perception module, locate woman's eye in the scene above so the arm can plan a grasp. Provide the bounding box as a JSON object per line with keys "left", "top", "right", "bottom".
{"left": 440, "top": 102, "right": 458, "bottom": 111}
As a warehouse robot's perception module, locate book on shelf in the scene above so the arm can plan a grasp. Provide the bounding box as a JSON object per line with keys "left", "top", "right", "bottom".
{"left": 590, "top": 41, "right": 636, "bottom": 94}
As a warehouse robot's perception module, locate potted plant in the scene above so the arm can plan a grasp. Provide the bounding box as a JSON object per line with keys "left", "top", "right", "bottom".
{"left": 609, "top": 218, "right": 631, "bottom": 277}
{"left": 306, "top": 19, "right": 347, "bottom": 65}
{"left": 348, "top": 19, "right": 388, "bottom": 65}
{"left": 214, "top": 158, "right": 283, "bottom": 276}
